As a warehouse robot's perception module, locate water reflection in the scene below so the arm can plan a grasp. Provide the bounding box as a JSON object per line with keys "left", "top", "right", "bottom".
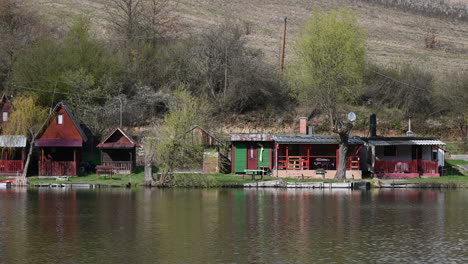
{"left": 0, "top": 187, "right": 467, "bottom": 263}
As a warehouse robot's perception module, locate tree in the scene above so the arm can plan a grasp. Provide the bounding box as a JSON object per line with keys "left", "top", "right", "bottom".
{"left": 181, "top": 22, "right": 288, "bottom": 113}
{"left": 0, "top": 0, "right": 46, "bottom": 88}
{"left": 9, "top": 19, "right": 122, "bottom": 105}
{"left": 106, "top": 0, "right": 176, "bottom": 42}
{"left": 142, "top": 86, "right": 211, "bottom": 186}
{"left": 2, "top": 95, "right": 47, "bottom": 184}
{"left": 289, "top": 8, "right": 366, "bottom": 179}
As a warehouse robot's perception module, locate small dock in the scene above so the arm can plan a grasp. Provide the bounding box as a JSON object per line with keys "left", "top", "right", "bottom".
{"left": 33, "top": 183, "right": 123, "bottom": 189}
{"left": 244, "top": 180, "right": 370, "bottom": 189}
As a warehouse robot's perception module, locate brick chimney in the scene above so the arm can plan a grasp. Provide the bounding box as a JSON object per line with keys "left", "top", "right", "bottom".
{"left": 299, "top": 117, "right": 307, "bottom": 134}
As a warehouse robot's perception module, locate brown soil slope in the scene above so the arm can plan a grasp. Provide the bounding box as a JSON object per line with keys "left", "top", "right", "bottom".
{"left": 33, "top": 0, "right": 467, "bottom": 80}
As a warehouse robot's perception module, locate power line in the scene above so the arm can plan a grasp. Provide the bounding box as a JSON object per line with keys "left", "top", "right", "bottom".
{"left": 366, "top": 67, "right": 426, "bottom": 92}
{"left": 10, "top": 84, "right": 110, "bottom": 100}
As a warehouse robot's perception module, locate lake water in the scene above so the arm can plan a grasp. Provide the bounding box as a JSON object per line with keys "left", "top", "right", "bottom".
{"left": 0, "top": 187, "right": 467, "bottom": 264}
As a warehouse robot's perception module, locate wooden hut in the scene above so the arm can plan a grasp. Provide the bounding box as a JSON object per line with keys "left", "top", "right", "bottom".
{"left": 230, "top": 133, "right": 275, "bottom": 174}
{"left": 0, "top": 135, "right": 26, "bottom": 176}
{"left": 229, "top": 118, "right": 364, "bottom": 179}
{"left": 35, "top": 102, "right": 88, "bottom": 176}
{"left": 186, "top": 125, "right": 228, "bottom": 174}
{"left": 361, "top": 114, "right": 445, "bottom": 178}
{"left": 96, "top": 127, "right": 141, "bottom": 174}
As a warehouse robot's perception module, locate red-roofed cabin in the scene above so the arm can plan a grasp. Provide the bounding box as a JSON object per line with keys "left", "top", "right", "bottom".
{"left": 96, "top": 128, "right": 141, "bottom": 174}
{"left": 0, "top": 95, "right": 13, "bottom": 127}
{"left": 35, "top": 102, "right": 88, "bottom": 176}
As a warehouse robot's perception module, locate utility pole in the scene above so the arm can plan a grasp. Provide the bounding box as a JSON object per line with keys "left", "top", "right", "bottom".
{"left": 280, "top": 17, "right": 287, "bottom": 72}
{"left": 118, "top": 96, "right": 123, "bottom": 128}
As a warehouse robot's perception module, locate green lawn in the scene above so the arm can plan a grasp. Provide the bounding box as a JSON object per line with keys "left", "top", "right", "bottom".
{"left": 445, "top": 141, "right": 468, "bottom": 155}
{"left": 21, "top": 160, "right": 468, "bottom": 188}
{"left": 28, "top": 169, "right": 146, "bottom": 187}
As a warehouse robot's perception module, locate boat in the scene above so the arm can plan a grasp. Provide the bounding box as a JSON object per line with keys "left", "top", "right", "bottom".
{"left": 0, "top": 179, "right": 15, "bottom": 187}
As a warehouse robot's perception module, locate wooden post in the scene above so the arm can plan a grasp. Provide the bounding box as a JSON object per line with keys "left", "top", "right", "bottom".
{"left": 307, "top": 146, "right": 310, "bottom": 170}
{"left": 73, "top": 148, "right": 77, "bottom": 176}
{"left": 21, "top": 150, "right": 25, "bottom": 171}
{"left": 335, "top": 147, "right": 339, "bottom": 170}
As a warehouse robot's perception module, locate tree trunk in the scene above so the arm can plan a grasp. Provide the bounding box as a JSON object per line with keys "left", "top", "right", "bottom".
{"left": 142, "top": 152, "right": 156, "bottom": 187}
{"left": 333, "top": 121, "right": 353, "bottom": 180}
{"left": 141, "top": 146, "right": 156, "bottom": 187}
{"left": 335, "top": 133, "right": 349, "bottom": 180}
{"left": 14, "top": 135, "right": 34, "bottom": 186}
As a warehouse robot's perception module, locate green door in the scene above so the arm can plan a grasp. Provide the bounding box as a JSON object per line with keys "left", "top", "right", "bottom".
{"left": 234, "top": 143, "right": 247, "bottom": 173}
{"left": 257, "top": 146, "right": 270, "bottom": 168}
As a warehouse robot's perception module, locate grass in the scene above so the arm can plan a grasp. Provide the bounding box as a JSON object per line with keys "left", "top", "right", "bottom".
{"left": 445, "top": 159, "right": 468, "bottom": 166}
{"left": 403, "top": 175, "right": 468, "bottom": 187}
{"left": 25, "top": 171, "right": 359, "bottom": 188}
{"left": 28, "top": 169, "right": 146, "bottom": 187}
{"left": 20, "top": 159, "right": 468, "bottom": 188}
{"left": 445, "top": 141, "right": 468, "bottom": 155}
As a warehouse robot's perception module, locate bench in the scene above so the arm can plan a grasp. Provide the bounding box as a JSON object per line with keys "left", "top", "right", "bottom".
{"left": 243, "top": 169, "right": 265, "bottom": 180}
{"left": 56, "top": 176, "right": 69, "bottom": 181}
{"left": 96, "top": 165, "right": 114, "bottom": 178}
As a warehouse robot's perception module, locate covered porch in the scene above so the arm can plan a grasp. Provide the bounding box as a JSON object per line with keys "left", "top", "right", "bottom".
{"left": 38, "top": 147, "right": 81, "bottom": 176}
{"left": 273, "top": 135, "right": 363, "bottom": 179}
{"left": 0, "top": 136, "right": 27, "bottom": 176}
{"left": 368, "top": 138, "right": 445, "bottom": 178}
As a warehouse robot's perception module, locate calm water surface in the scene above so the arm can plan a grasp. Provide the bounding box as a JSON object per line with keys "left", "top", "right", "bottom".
{"left": 0, "top": 187, "right": 467, "bottom": 264}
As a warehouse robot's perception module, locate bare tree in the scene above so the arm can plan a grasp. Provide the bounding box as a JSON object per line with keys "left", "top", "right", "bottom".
{"left": 106, "top": 0, "right": 176, "bottom": 42}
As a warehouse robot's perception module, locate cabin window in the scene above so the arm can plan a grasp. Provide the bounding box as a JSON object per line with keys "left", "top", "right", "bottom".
{"left": 432, "top": 150, "right": 438, "bottom": 161}
{"left": 383, "top": 146, "right": 396, "bottom": 156}
{"left": 2, "top": 111, "right": 7, "bottom": 122}
{"left": 57, "top": 114, "right": 63, "bottom": 124}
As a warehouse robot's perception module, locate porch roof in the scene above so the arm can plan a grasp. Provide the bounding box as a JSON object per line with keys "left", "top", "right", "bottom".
{"left": 367, "top": 139, "right": 445, "bottom": 146}
{"left": 230, "top": 133, "right": 274, "bottom": 142}
{"left": 273, "top": 135, "right": 364, "bottom": 145}
{"left": 0, "top": 135, "right": 27, "bottom": 147}
{"left": 35, "top": 139, "right": 82, "bottom": 147}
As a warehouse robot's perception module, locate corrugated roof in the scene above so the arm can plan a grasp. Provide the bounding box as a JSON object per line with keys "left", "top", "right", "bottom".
{"left": 273, "top": 135, "right": 364, "bottom": 145}
{"left": 368, "top": 140, "right": 445, "bottom": 146}
{"left": 230, "top": 133, "right": 274, "bottom": 141}
{"left": 0, "top": 135, "right": 27, "bottom": 147}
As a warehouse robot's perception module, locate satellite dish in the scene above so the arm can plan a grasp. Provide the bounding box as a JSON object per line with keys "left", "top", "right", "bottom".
{"left": 347, "top": 112, "right": 356, "bottom": 122}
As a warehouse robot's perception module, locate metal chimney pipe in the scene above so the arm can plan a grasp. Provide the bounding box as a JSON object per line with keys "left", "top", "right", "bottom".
{"left": 370, "top": 114, "right": 377, "bottom": 137}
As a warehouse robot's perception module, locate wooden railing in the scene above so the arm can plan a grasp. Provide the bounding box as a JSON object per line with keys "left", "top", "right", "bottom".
{"left": 346, "top": 156, "right": 360, "bottom": 170}
{"left": 375, "top": 160, "right": 438, "bottom": 174}
{"left": 39, "top": 161, "right": 76, "bottom": 176}
{"left": 102, "top": 161, "right": 133, "bottom": 173}
{"left": 420, "top": 160, "right": 439, "bottom": 174}
{"left": 0, "top": 160, "right": 23, "bottom": 174}
{"left": 278, "top": 156, "right": 360, "bottom": 170}
{"left": 278, "top": 156, "right": 309, "bottom": 170}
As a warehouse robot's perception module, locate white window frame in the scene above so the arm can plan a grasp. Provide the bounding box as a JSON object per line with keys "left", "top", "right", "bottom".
{"left": 57, "top": 114, "right": 63, "bottom": 125}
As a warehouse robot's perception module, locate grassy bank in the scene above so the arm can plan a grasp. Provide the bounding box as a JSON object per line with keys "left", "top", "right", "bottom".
{"left": 22, "top": 160, "right": 468, "bottom": 188}
{"left": 25, "top": 171, "right": 348, "bottom": 188}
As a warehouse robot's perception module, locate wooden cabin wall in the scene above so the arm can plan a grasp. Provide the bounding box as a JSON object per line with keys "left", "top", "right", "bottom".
{"left": 40, "top": 108, "right": 82, "bottom": 140}
{"left": 101, "top": 149, "right": 132, "bottom": 162}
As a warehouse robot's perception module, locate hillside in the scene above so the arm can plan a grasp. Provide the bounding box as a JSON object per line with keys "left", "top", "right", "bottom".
{"left": 32, "top": 0, "right": 468, "bottom": 81}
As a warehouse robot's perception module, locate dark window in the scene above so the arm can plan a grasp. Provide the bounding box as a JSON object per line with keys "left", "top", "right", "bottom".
{"left": 384, "top": 146, "right": 396, "bottom": 156}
